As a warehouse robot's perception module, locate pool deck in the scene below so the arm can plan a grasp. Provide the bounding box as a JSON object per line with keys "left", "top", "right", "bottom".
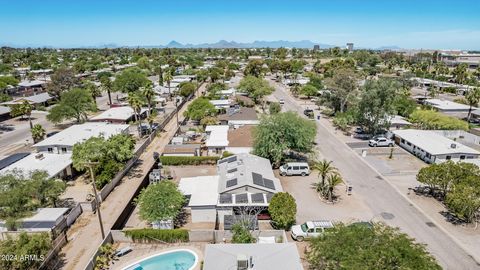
{"left": 110, "top": 242, "right": 206, "bottom": 270}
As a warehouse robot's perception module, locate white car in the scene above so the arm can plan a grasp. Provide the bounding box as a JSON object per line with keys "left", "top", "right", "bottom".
{"left": 368, "top": 137, "right": 394, "bottom": 147}
{"left": 279, "top": 162, "right": 310, "bottom": 176}
{"left": 291, "top": 220, "right": 334, "bottom": 241}
{"left": 279, "top": 99, "right": 285, "bottom": 105}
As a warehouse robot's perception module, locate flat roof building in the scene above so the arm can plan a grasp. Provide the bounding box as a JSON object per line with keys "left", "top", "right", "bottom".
{"left": 393, "top": 129, "right": 480, "bottom": 163}
{"left": 90, "top": 106, "right": 147, "bottom": 123}
{"left": 424, "top": 99, "right": 475, "bottom": 113}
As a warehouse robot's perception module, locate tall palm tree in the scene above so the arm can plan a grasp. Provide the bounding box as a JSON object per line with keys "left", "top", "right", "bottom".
{"left": 20, "top": 100, "right": 34, "bottom": 129}
{"left": 312, "top": 159, "right": 337, "bottom": 188}
{"left": 128, "top": 93, "right": 144, "bottom": 130}
{"left": 465, "top": 88, "right": 480, "bottom": 122}
{"left": 140, "top": 85, "right": 155, "bottom": 117}
{"left": 325, "top": 173, "right": 343, "bottom": 202}
{"left": 31, "top": 124, "right": 46, "bottom": 143}
{"left": 163, "top": 71, "right": 173, "bottom": 100}
{"left": 100, "top": 77, "right": 113, "bottom": 105}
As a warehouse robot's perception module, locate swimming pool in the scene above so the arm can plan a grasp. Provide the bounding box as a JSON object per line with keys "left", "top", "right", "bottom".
{"left": 122, "top": 249, "right": 198, "bottom": 270}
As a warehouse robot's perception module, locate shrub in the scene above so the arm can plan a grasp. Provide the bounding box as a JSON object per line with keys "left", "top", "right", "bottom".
{"left": 409, "top": 109, "right": 469, "bottom": 130}
{"left": 123, "top": 229, "right": 189, "bottom": 243}
{"left": 268, "top": 192, "right": 297, "bottom": 230}
{"left": 222, "top": 151, "right": 234, "bottom": 158}
{"left": 159, "top": 156, "right": 220, "bottom": 165}
{"left": 231, "top": 224, "right": 255, "bottom": 243}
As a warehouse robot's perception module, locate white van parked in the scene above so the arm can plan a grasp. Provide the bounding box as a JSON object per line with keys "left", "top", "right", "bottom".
{"left": 279, "top": 162, "right": 310, "bottom": 176}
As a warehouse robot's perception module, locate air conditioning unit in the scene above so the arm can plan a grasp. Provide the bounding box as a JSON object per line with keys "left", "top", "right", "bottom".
{"left": 237, "top": 254, "right": 248, "bottom": 270}
{"left": 451, "top": 143, "right": 457, "bottom": 149}
{"left": 35, "top": 153, "right": 45, "bottom": 160}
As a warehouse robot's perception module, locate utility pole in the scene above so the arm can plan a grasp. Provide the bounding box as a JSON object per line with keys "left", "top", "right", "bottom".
{"left": 175, "top": 98, "right": 179, "bottom": 130}
{"left": 83, "top": 161, "right": 105, "bottom": 239}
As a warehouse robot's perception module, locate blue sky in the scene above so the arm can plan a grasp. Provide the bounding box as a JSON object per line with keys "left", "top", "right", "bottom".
{"left": 1, "top": 0, "right": 480, "bottom": 49}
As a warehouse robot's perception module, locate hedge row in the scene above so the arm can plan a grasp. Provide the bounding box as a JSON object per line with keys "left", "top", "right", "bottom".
{"left": 159, "top": 156, "right": 220, "bottom": 165}
{"left": 123, "top": 229, "right": 189, "bottom": 243}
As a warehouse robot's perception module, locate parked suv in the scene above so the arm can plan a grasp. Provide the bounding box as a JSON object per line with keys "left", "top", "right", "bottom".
{"left": 279, "top": 162, "right": 310, "bottom": 176}
{"left": 368, "top": 136, "right": 394, "bottom": 147}
{"left": 291, "top": 220, "right": 334, "bottom": 241}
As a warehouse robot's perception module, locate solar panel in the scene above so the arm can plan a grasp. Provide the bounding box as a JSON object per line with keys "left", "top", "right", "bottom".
{"left": 227, "top": 168, "right": 237, "bottom": 173}
{"left": 266, "top": 193, "right": 274, "bottom": 202}
{"left": 251, "top": 193, "right": 265, "bottom": 203}
{"left": 218, "top": 158, "right": 228, "bottom": 164}
{"left": 263, "top": 178, "right": 275, "bottom": 190}
{"left": 226, "top": 178, "right": 238, "bottom": 188}
{"left": 227, "top": 156, "right": 237, "bottom": 163}
{"left": 252, "top": 172, "right": 263, "bottom": 186}
{"left": 219, "top": 194, "right": 233, "bottom": 204}
{"left": 235, "top": 193, "right": 249, "bottom": 204}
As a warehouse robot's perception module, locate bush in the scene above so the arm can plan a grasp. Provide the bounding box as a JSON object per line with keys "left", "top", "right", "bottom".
{"left": 123, "top": 229, "right": 189, "bottom": 243}
{"left": 409, "top": 109, "right": 469, "bottom": 130}
{"left": 231, "top": 224, "right": 255, "bottom": 243}
{"left": 268, "top": 192, "right": 297, "bottom": 230}
{"left": 222, "top": 151, "right": 234, "bottom": 158}
{"left": 159, "top": 156, "right": 220, "bottom": 165}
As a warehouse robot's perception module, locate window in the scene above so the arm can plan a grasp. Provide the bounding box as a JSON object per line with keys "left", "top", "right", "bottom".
{"left": 300, "top": 166, "right": 308, "bottom": 170}
{"left": 467, "top": 156, "right": 474, "bottom": 159}
{"left": 307, "top": 228, "right": 314, "bottom": 233}
{"left": 315, "top": 227, "right": 323, "bottom": 233}
{"left": 401, "top": 139, "right": 405, "bottom": 143}
{"left": 446, "top": 156, "right": 452, "bottom": 160}
{"left": 407, "top": 142, "right": 412, "bottom": 146}
{"left": 61, "top": 147, "right": 67, "bottom": 153}
{"left": 47, "top": 148, "right": 53, "bottom": 153}
{"left": 426, "top": 153, "right": 431, "bottom": 158}
{"left": 293, "top": 166, "right": 299, "bottom": 170}
{"left": 460, "top": 155, "right": 466, "bottom": 160}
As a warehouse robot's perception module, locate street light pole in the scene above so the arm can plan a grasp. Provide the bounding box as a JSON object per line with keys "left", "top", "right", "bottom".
{"left": 84, "top": 161, "right": 105, "bottom": 239}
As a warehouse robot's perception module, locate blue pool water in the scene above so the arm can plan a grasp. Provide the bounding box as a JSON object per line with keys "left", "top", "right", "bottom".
{"left": 125, "top": 250, "right": 197, "bottom": 270}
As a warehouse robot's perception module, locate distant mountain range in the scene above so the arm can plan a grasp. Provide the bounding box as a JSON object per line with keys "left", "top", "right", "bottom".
{"left": 1, "top": 40, "right": 404, "bottom": 50}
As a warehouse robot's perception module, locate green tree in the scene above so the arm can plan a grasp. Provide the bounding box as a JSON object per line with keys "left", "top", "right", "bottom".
{"left": 324, "top": 173, "right": 343, "bottom": 202}
{"left": 231, "top": 223, "right": 255, "bottom": 243}
{"left": 178, "top": 81, "right": 196, "bottom": 97}
{"left": 47, "top": 88, "right": 95, "bottom": 124}
{"left": 47, "top": 67, "right": 80, "bottom": 99}
{"left": 163, "top": 70, "right": 174, "bottom": 99}
{"left": 140, "top": 84, "right": 155, "bottom": 117}
{"left": 306, "top": 223, "right": 441, "bottom": 270}
{"left": 127, "top": 92, "right": 145, "bottom": 128}
{"left": 465, "top": 88, "right": 480, "bottom": 121}
{"left": 10, "top": 100, "right": 34, "bottom": 128}
{"left": 83, "top": 80, "right": 101, "bottom": 107}
{"left": 113, "top": 67, "right": 150, "bottom": 93}
{"left": 253, "top": 112, "right": 317, "bottom": 166}
{"left": 312, "top": 159, "right": 337, "bottom": 192}
{"left": 184, "top": 97, "right": 216, "bottom": 121}
{"left": 394, "top": 94, "right": 417, "bottom": 117}
{"left": 409, "top": 109, "right": 469, "bottom": 130}
{"left": 100, "top": 76, "right": 113, "bottom": 105}
{"left": 199, "top": 116, "right": 218, "bottom": 126}
{"left": 324, "top": 68, "right": 358, "bottom": 113}
{"left": 244, "top": 59, "right": 264, "bottom": 77}
{"left": 238, "top": 75, "right": 274, "bottom": 104}
{"left": 268, "top": 192, "right": 297, "bottom": 230}
{"left": 300, "top": 84, "right": 318, "bottom": 98}
{"left": 356, "top": 78, "right": 398, "bottom": 134}
{"left": 269, "top": 102, "right": 281, "bottom": 114}
{"left": 0, "top": 232, "right": 52, "bottom": 270}
{"left": 136, "top": 181, "right": 185, "bottom": 223}
{"left": 31, "top": 124, "right": 46, "bottom": 143}
{"left": 445, "top": 179, "right": 480, "bottom": 223}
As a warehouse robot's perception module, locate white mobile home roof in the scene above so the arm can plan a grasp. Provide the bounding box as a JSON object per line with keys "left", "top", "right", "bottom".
{"left": 179, "top": 175, "right": 220, "bottom": 206}
{"left": 23, "top": 208, "right": 69, "bottom": 223}
{"left": 90, "top": 106, "right": 147, "bottom": 122}
{"left": 425, "top": 99, "right": 474, "bottom": 111}
{"left": 393, "top": 129, "right": 480, "bottom": 156}
{"left": 34, "top": 122, "right": 129, "bottom": 148}
{"left": 205, "top": 125, "right": 229, "bottom": 147}
{"left": 0, "top": 153, "right": 72, "bottom": 178}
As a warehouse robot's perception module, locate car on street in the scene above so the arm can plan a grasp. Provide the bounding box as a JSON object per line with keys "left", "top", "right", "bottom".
{"left": 303, "top": 109, "right": 314, "bottom": 119}
{"left": 291, "top": 220, "right": 334, "bottom": 241}
{"left": 0, "top": 124, "right": 14, "bottom": 131}
{"left": 368, "top": 136, "right": 394, "bottom": 147}
{"left": 279, "top": 99, "right": 285, "bottom": 105}
{"left": 279, "top": 162, "right": 310, "bottom": 176}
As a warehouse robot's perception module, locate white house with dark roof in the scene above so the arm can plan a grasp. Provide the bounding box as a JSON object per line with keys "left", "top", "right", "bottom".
{"left": 393, "top": 129, "right": 480, "bottom": 164}
{"left": 179, "top": 153, "right": 282, "bottom": 225}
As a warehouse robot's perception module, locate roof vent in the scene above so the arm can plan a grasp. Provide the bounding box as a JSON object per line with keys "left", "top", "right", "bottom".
{"left": 35, "top": 153, "right": 45, "bottom": 160}
{"left": 237, "top": 254, "right": 248, "bottom": 270}
{"left": 451, "top": 143, "right": 457, "bottom": 149}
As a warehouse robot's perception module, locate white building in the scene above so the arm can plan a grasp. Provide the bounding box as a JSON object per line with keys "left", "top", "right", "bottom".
{"left": 179, "top": 154, "right": 282, "bottom": 225}
{"left": 424, "top": 99, "right": 475, "bottom": 113}
{"left": 90, "top": 106, "right": 148, "bottom": 123}
{"left": 218, "top": 107, "right": 259, "bottom": 127}
{"left": 205, "top": 125, "right": 230, "bottom": 155}
{"left": 0, "top": 152, "right": 73, "bottom": 179}
{"left": 210, "top": 99, "right": 232, "bottom": 109}
{"left": 393, "top": 129, "right": 480, "bottom": 163}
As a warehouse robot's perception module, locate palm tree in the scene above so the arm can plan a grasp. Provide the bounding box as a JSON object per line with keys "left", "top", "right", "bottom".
{"left": 325, "top": 173, "right": 343, "bottom": 202}
{"left": 31, "top": 124, "right": 46, "bottom": 143}
{"left": 100, "top": 77, "right": 113, "bottom": 105}
{"left": 163, "top": 71, "right": 173, "bottom": 100}
{"left": 312, "top": 159, "right": 337, "bottom": 188}
{"left": 20, "top": 100, "right": 34, "bottom": 129}
{"left": 141, "top": 85, "right": 155, "bottom": 117}
{"left": 128, "top": 93, "right": 144, "bottom": 130}
{"left": 465, "top": 88, "right": 480, "bottom": 122}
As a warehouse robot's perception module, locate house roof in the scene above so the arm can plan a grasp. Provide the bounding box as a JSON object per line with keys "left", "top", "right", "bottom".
{"left": 205, "top": 125, "right": 229, "bottom": 147}
{"left": 0, "top": 152, "right": 29, "bottom": 170}
{"left": 179, "top": 175, "right": 220, "bottom": 206}
{"left": 203, "top": 243, "right": 303, "bottom": 270}
{"left": 0, "top": 153, "right": 72, "bottom": 178}
{"left": 163, "top": 144, "right": 201, "bottom": 154}
{"left": 210, "top": 99, "right": 231, "bottom": 106}
{"left": 23, "top": 208, "right": 69, "bottom": 223}
{"left": 90, "top": 106, "right": 147, "bottom": 122}
{"left": 218, "top": 107, "right": 258, "bottom": 122}
{"left": 217, "top": 153, "right": 282, "bottom": 194}
{"left": 34, "top": 122, "right": 129, "bottom": 148}
{"left": 227, "top": 125, "right": 254, "bottom": 147}
{"left": 18, "top": 80, "right": 47, "bottom": 88}
{"left": 0, "top": 105, "right": 11, "bottom": 115}
{"left": 393, "top": 129, "right": 480, "bottom": 156}
{"left": 425, "top": 99, "right": 474, "bottom": 111}
{"left": 2, "top": 92, "right": 52, "bottom": 105}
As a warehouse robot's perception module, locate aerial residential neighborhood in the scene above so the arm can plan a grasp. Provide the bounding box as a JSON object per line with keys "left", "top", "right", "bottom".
{"left": 1, "top": 1, "right": 480, "bottom": 270}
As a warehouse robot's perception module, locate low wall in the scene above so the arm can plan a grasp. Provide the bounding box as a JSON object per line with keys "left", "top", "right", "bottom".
{"left": 83, "top": 231, "right": 113, "bottom": 270}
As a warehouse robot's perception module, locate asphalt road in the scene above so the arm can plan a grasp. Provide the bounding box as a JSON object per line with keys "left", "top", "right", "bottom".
{"left": 268, "top": 78, "right": 480, "bottom": 270}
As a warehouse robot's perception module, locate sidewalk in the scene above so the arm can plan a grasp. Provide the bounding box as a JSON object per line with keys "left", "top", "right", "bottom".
{"left": 59, "top": 85, "right": 205, "bottom": 270}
